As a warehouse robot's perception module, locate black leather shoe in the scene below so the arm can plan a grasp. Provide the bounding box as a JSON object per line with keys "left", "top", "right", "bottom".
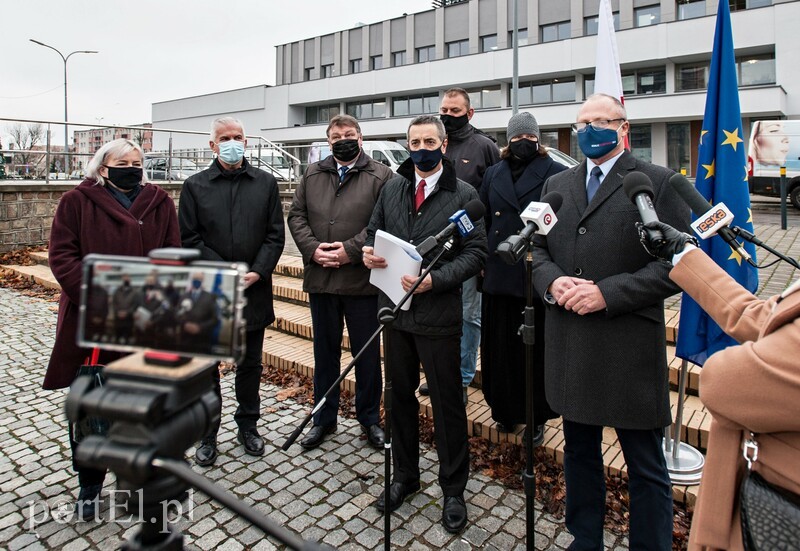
{"left": 363, "top": 424, "right": 385, "bottom": 448}
{"left": 375, "top": 480, "right": 421, "bottom": 513}
{"left": 238, "top": 428, "right": 265, "bottom": 456}
{"left": 442, "top": 495, "right": 468, "bottom": 533}
{"left": 194, "top": 436, "right": 218, "bottom": 466}
{"left": 75, "top": 484, "right": 102, "bottom": 520}
{"left": 300, "top": 424, "right": 336, "bottom": 450}
{"left": 418, "top": 383, "right": 430, "bottom": 396}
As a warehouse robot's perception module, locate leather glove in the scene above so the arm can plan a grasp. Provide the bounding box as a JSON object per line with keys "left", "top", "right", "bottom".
{"left": 636, "top": 220, "right": 698, "bottom": 260}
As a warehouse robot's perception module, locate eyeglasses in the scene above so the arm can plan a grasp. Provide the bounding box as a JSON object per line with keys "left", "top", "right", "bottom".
{"left": 571, "top": 119, "right": 626, "bottom": 133}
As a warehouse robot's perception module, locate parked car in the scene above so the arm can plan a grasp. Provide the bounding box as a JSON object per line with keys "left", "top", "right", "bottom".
{"left": 546, "top": 147, "right": 579, "bottom": 169}
{"left": 308, "top": 140, "right": 411, "bottom": 172}
{"left": 144, "top": 157, "right": 201, "bottom": 180}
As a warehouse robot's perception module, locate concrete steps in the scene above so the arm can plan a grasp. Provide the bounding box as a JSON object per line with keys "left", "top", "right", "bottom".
{"left": 7, "top": 250, "right": 702, "bottom": 505}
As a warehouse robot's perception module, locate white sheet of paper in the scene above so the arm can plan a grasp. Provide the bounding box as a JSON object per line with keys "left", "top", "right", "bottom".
{"left": 369, "top": 230, "right": 423, "bottom": 311}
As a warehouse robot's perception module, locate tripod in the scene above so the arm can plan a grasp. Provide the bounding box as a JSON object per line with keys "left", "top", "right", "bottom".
{"left": 67, "top": 353, "right": 328, "bottom": 551}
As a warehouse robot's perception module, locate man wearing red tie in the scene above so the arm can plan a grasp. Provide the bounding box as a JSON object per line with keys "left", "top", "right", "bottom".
{"left": 362, "top": 115, "right": 487, "bottom": 534}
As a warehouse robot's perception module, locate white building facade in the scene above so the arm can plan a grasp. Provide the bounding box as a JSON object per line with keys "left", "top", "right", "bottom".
{"left": 152, "top": 0, "right": 800, "bottom": 177}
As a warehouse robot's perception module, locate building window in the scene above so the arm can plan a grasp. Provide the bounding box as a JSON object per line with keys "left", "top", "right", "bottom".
{"left": 584, "top": 13, "right": 620, "bottom": 35}
{"left": 729, "top": 0, "right": 771, "bottom": 10}
{"left": 738, "top": 53, "right": 776, "bottom": 86}
{"left": 304, "top": 68, "right": 312, "bottom": 81}
{"left": 392, "top": 93, "right": 439, "bottom": 117}
{"left": 321, "top": 64, "right": 334, "bottom": 78}
{"left": 350, "top": 59, "right": 361, "bottom": 74}
{"left": 585, "top": 68, "right": 667, "bottom": 97}
{"left": 392, "top": 51, "right": 406, "bottom": 67}
{"left": 371, "top": 55, "right": 383, "bottom": 70}
{"left": 667, "top": 123, "right": 692, "bottom": 174}
{"left": 677, "top": 0, "right": 706, "bottom": 20}
{"left": 480, "top": 35, "right": 498, "bottom": 52}
{"left": 305, "top": 104, "right": 340, "bottom": 125}
{"left": 676, "top": 62, "right": 709, "bottom": 91}
{"left": 518, "top": 79, "right": 576, "bottom": 105}
{"left": 635, "top": 5, "right": 661, "bottom": 27}
{"left": 467, "top": 86, "right": 501, "bottom": 109}
{"left": 541, "top": 21, "right": 570, "bottom": 43}
{"left": 629, "top": 125, "right": 652, "bottom": 163}
{"left": 346, "top": 100, "right": 386, "bottom": 120}
{"left": 508, "top": 28, "right": 529, "bottom": 47}
{"left": 447, "top": 39, "right": 469, "bottom": 58}
{"left": 416, "top": 45, "right": 436, "bottom": 63}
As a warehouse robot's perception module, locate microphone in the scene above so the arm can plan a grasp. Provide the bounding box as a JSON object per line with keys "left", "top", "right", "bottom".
{"left": 496, "top": 191, "right": 563, "bottom": 265}
{"left": 668, "top": 173, "right": 752, "bottom": 262}
{"left": 416, "top": 199, "right": 485, "bottom": 255}
{"left": 622, "top": 172, "right": 664, "bottom": 245}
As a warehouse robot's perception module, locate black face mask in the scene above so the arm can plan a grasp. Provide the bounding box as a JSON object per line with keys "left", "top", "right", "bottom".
{"left": 105, "top": 166, "right": 143, "bottom": 190}
{"left": 440, "top": 113, "right": 469, "bottom": 134}
{"left": 508, "top": 139, "right": 539, "bottom": 162}
{"left": 331, "top": 139, "right": 361, "bottom": 162}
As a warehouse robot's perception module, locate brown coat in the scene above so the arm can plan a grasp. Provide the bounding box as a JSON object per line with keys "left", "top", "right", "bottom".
{"left": 670, "top": 249, "right": 800, "bottom": 551}
{"left": 288, "top": 151, "right": 392, "bottom": 295}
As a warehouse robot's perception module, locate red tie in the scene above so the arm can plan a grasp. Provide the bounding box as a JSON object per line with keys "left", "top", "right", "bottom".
{"left": 415, "top": 179, "right": 427, "bottom": 212}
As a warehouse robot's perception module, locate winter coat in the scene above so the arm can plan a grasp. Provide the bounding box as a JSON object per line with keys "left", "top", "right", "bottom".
{"left": 531, "top": 152, "right": 690, "bottom": 429}
{"left": 480, "top": 154, "right": 567, "bottom": 297}
{"left": 287, "top": 151, "right": 392, "bottom": 295}
{"left": 671, "top": 250, "right": 800, "bottom": 551}
{"left": 179, "top": 159, "right": 285, "bottom": 330}
{"left": 365, "top": 157, "right": 487, "bottom": 336}
{"left": 444, "top": 123, "right": 500, "bottom": 191}
{"left": 44, "top": 180, "right": 181, "bottom": 390}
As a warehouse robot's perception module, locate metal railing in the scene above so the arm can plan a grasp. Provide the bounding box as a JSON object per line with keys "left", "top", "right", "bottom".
{"left": 0, "top": 117, "right": 302, "bottom": 188}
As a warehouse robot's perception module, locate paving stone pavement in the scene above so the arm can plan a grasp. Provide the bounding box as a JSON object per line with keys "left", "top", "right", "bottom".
{"left": 0, "top": 286, "right": 631, "bottom": 550}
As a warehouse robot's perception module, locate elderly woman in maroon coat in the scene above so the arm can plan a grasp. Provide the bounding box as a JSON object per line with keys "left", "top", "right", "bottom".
{"left": 45, "top": 138, "right": 180, "bottom": 517}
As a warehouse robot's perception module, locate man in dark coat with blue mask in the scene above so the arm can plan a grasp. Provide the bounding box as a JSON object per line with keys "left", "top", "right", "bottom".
{"left": 531, "top": 94, "right": 690, "bottom": 550}
{"left": 179, "top": 116, "right": 285, "bottom": 465}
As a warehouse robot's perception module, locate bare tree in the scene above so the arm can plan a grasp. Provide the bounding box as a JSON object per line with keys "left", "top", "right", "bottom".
{"left": 6, "top": 123, "right": 46, "bottom": 177}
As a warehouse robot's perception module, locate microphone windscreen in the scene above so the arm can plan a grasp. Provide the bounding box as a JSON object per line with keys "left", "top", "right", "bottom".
{"left": 464, "top": 198, "right": 486, "bottom": 221}
{"left": 669, "top": 173, "right": 712, "bottom": 217}
{"left": 540, "top": 191, "right": 563, "bottom": 213}
{"left": 622, "top": 171, "right": 655, "bottom": 201}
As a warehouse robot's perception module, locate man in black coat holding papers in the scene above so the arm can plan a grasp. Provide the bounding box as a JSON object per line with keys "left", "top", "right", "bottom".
{"left": 362, "top": 115, "right": 487, "bottom": 534}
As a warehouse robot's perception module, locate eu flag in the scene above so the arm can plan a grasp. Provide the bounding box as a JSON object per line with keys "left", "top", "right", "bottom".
{"left": 676, "top": 0, "right": 759, "bottom": 366}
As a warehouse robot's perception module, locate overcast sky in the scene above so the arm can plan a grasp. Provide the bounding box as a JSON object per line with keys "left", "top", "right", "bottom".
{"left": 1, "top": 0, "right": 433, "bottom": 144}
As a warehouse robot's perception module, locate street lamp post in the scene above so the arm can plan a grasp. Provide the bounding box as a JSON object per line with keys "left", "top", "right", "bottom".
{"left": 30, "top": 39, "right": 97, "bottom": 177}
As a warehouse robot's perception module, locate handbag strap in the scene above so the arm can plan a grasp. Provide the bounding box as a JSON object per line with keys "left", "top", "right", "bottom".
{"left": 743, "top": 432, "right": 759, "bottom": 470}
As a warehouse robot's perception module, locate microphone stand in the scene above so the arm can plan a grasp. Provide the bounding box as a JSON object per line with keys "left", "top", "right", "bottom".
{"left": 520, "top": 246, "right": 537, "bottom": 550}
{"left": 282, "top": 237, "right": 456, "bottom": 551}
{"left": 730, "top": 226, "right": 800, "bottom": 270}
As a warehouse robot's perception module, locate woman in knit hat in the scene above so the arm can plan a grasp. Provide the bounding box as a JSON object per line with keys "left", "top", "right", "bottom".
{"left": 478, "top": 111, "right": 566, "bottom": 441}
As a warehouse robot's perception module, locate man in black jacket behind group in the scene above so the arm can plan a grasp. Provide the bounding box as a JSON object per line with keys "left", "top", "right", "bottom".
{"left": 362, "top": 115, "right": 487, "bottom": 534}
{"left": 179, "top": 117, "right": 285, "bottom": 466}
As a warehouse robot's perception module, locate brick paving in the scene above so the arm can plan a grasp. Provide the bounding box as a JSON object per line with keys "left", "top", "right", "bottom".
{"left": 0, "top": 286, "right": 629, "bottom": 550}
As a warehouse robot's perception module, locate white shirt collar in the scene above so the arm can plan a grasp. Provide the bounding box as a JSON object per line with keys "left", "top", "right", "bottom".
{"left": 415, "top": 165, "right": 443, "bottom": 199}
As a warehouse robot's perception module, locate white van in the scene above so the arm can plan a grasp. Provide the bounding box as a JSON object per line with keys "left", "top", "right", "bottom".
{"left": 747, "top": 120, "right": 800, "bottom": 209}
{"left": 308, "top": 141, "right": 410, "bottom": 172}
{"left": 247, "top": 148, "right": 295, "bottom": 181}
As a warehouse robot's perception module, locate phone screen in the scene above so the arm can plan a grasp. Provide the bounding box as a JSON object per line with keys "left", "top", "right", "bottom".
{"left": 78, "top": 254, "right": 247, "bottom": 362}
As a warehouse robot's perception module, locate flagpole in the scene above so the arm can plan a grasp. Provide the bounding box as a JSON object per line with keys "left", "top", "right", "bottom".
{"left": 662, "top": 353, "right": 704, "bottom": 485}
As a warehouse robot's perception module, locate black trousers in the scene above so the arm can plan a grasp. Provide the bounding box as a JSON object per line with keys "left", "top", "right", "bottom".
{"left": 388, "top": 328, "right": 469, "bottom": 496}
{"left": 309, "top": 293, "right": 382, "bottom": 427}
{"left": 562, "top": 420, "right": 673, "bottom": 551}
{"left": 68, "top": 421, "right": 106, "bottom": 488}
{"left": 208, "top": 327, "right": 265, "bottom": 434}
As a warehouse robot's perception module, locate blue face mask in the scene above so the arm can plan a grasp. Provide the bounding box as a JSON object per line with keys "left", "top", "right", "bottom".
{"left": 577, "top": 126, "right": 619, "bottom": 159}
{"left": 217, "top": 140, "right": 245, "bottom": 164}
{"left": 410, "top": 147, "right": 444, "bottom": 172}
{"left": 191, "top": 279, "right": 202, "bottom": 289}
